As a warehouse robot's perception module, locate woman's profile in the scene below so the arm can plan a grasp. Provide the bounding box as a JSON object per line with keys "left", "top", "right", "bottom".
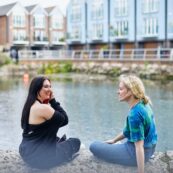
{"left": 90, "top": 75, "right": 157, "bottom": 173}
{"left": 19, "top": 76, "right": 80, "bottom": 169}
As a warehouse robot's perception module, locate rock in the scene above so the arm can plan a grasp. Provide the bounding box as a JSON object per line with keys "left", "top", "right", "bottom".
{"left": 0, "top": 149, "right": 172, "bottom": 173}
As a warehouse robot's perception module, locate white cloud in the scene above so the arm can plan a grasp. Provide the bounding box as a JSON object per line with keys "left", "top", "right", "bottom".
{"left": 0, "top": 0, "right": 70, "bottom": 14}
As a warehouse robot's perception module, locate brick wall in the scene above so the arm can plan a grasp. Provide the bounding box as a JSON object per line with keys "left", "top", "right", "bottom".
{"left": 0, "top": 16, "right": 7, "bottom": 44}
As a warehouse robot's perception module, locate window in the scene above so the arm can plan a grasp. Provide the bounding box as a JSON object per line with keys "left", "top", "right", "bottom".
{"left": 52, "top": 31, "right": 64, "bottom": 42}
{"left": 13, "top": 30, "right": 27, "bottom": 41}
{"left": 71, "top": 4, "right": 81, "bottom": 22}
{"left": 142, "top": 0, "right": 159, "bottom": 13}
{"left": 168, "top": 12, "right": 173, "bottom": 34}
{"left": 143, "top": 18, "right": 158, "bottom": 36}
{"left": 71, "top": 25, "right": 81, "bottom": 39}
{"left": 34, "top": 30, "right": 47, "bottom": 41}
{"left": 91, "top": 0, "right": 104, "bottom": 20}
{"left": 92, "top": 23, "right": 103, "bottom": 39}
{"left": 114, "top": 0, "right": 128, "bottom": 17}
{"left": 52, "top": 16, "right": 63, "bottom": 29}
{"left": 33, "top": 15, "right": 45, "bottom": 28}
{"left": 111, "top": 20, "right": 128, "bottom": 37}
{"left": 13, "top": 15, "right": 25, "bottom": 27}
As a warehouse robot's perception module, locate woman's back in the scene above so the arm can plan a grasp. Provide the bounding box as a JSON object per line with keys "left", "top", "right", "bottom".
{"left": 19, "top": 76, "right": 80, "bottom": 169}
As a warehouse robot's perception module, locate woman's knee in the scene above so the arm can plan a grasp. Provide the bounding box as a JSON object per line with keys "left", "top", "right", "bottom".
{"left": 68, "top": 138, "right": 81, "bottom": 152}
{"left": 89, "top": 141, "right": 103, "bottom": 154}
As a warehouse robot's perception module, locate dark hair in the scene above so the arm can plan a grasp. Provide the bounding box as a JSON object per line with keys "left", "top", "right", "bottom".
{"left": 21, "top": 76, "right": 50, "bottom": 129}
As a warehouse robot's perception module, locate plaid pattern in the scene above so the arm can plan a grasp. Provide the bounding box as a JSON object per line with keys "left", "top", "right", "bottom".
{"left": 123, "top": 102, "right": 157, "bottom": 147}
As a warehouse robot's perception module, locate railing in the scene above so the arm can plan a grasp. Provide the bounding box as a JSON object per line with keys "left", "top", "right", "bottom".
{"left": 19, "top": 48, "right": 173, "bottom": 61}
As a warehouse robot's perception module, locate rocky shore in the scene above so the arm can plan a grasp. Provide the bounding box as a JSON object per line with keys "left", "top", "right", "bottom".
{"left": 1, "top": 61, "right": 173, "bottom": 80}
{"left": 0, "top": 149, "right": 173, "bottom": 173}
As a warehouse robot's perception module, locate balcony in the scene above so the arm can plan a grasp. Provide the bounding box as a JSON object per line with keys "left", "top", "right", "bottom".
{"left": 51, "top": 38, "right": 66, "bottom": 45}
{"left": 13, "top": 37, "right": 29, "bottom": 45}
{"left": 91, "top": 34, "right": 103, "bottom": 41}
{"left": 33, "top": 37, "right": 49, "bottom": 45}
{"left": 109, "top": 27, "right": 129, "bottom": 40}
{"left": 142, "top": 33, "right": 159, "bottom": 39}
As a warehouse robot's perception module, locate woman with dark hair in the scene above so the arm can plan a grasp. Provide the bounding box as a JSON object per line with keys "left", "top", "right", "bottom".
{"left": 19, "top": 76, "right": 80, "bottom": 169}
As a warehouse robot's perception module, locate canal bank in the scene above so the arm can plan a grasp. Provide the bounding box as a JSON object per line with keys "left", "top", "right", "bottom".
{"left": 0, "top": 149, "right": 173, "bottom": 173}
{"left": 1, "top": 60, "right": 173, "bottom": 80}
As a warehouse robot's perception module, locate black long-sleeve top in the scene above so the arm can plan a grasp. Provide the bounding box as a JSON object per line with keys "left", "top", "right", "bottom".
{"left": 19, "top": 98, "right": 68, "bottom": 168}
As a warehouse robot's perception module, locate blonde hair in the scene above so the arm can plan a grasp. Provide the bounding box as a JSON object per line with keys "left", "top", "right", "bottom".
{"left": 119, "top": 74, "right": 151, "bottom": 105}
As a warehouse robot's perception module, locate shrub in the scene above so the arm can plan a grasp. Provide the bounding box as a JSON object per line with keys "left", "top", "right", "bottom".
{"left": 37, "top": 62, "right": 73, "bottom": 75}
{"left": 0, "top": 53, "right": 11, "bottom": 66}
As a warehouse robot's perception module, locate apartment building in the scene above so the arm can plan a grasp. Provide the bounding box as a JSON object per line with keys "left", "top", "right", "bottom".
{"left": 0, "top": 2, "right": 29, "bottom": 50}
{"left": 67, "top": 0, "right": 173, "bottom": 50}
{"left": 0, "top": 2, "right": 66, "bottom": 51}
{"left": 66, "top": 0, "right": 87, "bottom": 49}
{"left": 25, "top": 4, "right": 49, "bottom": 50}
{"left": 45, "top": 6, "right": 66, "bottom": 49}
{"left": 109, "top": 0, "right": 135, "bottom": 50}
{"left": 86, "top": 0, "right": 109, "bottom": 49}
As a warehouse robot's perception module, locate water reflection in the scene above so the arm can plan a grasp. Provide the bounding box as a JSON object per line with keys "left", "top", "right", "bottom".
{"left": 0, "top": 77, "right": 173, "bottom": 152}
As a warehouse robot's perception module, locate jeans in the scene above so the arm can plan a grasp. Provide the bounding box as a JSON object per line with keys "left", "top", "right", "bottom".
{"left": 89, "top": 141, "right": 156, "bottom": 166}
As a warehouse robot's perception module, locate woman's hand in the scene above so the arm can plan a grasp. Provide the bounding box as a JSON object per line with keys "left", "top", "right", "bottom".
{"left": 50, "top": 89, "right": 55, "bottom": 100}
{"left": 105, "top": 139, "right": 115, "bottom": 144}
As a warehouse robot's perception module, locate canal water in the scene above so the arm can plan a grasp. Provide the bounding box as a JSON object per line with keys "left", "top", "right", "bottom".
{"left": 0, "top": 75, "right": 173, "bottom": 152}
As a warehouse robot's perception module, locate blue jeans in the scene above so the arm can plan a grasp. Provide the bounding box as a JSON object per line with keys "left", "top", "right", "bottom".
{"left": 89, "top": 141, "right": 155, "bottom": 166}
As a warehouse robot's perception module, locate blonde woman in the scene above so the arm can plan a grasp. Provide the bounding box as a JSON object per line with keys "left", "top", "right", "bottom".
{"left": 90, "top": 75, "right": 157, "bottom": 173}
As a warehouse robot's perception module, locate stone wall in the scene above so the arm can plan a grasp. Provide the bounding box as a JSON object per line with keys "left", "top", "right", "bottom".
{"left": 0, "top": 149, "right": 173, "bottom": 173}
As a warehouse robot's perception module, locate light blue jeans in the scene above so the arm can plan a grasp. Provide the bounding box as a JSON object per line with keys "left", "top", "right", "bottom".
{"left": 89, "top": 141, "right": 156, "bottom": 166}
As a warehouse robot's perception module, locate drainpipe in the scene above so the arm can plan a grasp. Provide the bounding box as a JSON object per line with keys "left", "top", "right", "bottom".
{"left": 165, "top": 0, "right": 168, "bottom": 48}
{"left": 85, "top": 1, "right": 89, "bottom": 50}
{"left": 134, "top": 0, "right": 138, "bottom": 48}
{"left": 108, "top": 0, "right": 111, "bottom": 49}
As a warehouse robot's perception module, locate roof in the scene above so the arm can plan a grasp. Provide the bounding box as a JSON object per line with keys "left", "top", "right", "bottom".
{"left": 0, "top": 2, "right": 17, "bottom": 16}
{"left": 25, "top": 4, "right": 48, "bottom": 15}
{"left": 45, "top": 6, "right": 55, "bottom": 13}
{"left": 45, "top": 6, "right": 63, "bottom": 16}
{"left": 25, "top": 4, "right": 37, "bottom": 12}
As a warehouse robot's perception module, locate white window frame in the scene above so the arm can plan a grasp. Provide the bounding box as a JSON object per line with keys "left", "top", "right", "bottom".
{"left": 13, "top": 14, "right": 25, "bottom": 27}
{"left": 142, "top": 0, "right": 159, "bottom": 13}
{"left": 34, "top": 30, "right": 47, "bottom": 41}
{"left": 143, "top": 18, "right": 158, "bottom": 36}
{"left": 71, "top": 25, "right": 81, "bottom": 39}
{"left": 114, "top": 0, "right": 128, "bottom": 17}
{"left": 33, "top": 14, "right": 45, "bottom": 28}
{"left": 113, "top": 20, "right": 129, "bottom": 37}
{"left": 71, "top": 4, "right": 81, "bottom": 22}
{"left": 92, "top": 23, "right": 103, "bottom": 39}
{"left": 52, "top": 31, "right": 64, "bottom": 42}
{"left": 91, "top": 0, "right": 104, "bottom": 20}
{"left": 13, "top": 29, "right": 27, "bottom": 41}
{"left": 52, "top": 16, "right": 63, "bottom": 29}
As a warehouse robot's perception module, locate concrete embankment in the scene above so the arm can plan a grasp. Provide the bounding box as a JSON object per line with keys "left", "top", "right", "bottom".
{"left": 0, "top": 149, "right": 173, "bottom": 173}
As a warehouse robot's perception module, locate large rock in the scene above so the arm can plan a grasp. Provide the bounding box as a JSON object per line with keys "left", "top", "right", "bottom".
{"left": 0, "top": 149, "right": 172, "bottom": 173}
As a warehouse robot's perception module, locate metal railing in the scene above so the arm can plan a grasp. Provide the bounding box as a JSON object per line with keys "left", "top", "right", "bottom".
{"left": 19, "top": 48, "right": 173, "bottom": 61}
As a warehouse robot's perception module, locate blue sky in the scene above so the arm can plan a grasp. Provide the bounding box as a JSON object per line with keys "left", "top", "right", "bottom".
{"left": 0, "top": 0, "right": 69, "bottom": 14}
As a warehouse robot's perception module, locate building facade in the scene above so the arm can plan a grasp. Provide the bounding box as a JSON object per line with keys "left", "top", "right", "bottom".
{"left": 0, "top": 2, "right": 29, "bottom": 50}
{"left": 67, "top": 0, "right": 173, "bottom": 50}
{"left": 66, "top": 0, "right": 87, "bottom": 49}
{"left": 46, "top": 6, "right": 66, "bottom": 49}
{"left": 0, "top": 2, "right": 66, "bottom": 51}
